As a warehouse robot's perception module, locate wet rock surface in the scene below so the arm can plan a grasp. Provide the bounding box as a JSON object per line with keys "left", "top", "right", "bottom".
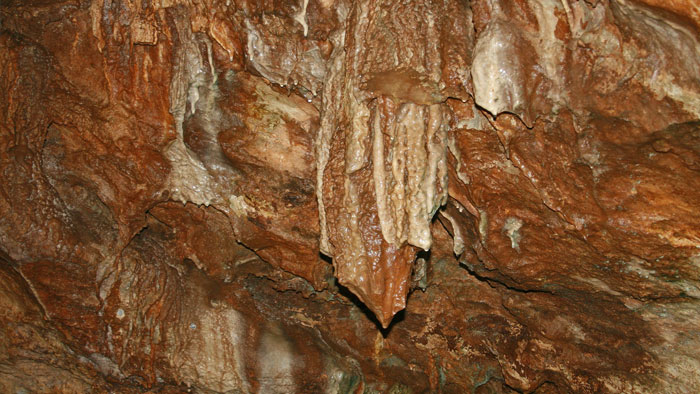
{"left": 1, "top": 0, "right": 699, "bottom": 392}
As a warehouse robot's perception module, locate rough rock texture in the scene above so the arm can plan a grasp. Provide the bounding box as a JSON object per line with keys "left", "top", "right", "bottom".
{"left": 1, "top": 0, "right": 699, "bottom": 392}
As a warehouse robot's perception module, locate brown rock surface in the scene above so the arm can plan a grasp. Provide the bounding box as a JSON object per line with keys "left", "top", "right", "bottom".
{"left": 1, "top": 0, "right": 699, "bottom": 392}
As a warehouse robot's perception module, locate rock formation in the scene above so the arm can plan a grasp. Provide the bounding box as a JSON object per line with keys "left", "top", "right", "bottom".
{"left": 1, "top": 0, "right": 699, "bottom": 392}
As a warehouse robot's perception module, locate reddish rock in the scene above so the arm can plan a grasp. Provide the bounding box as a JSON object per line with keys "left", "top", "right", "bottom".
{"left": 1, "top": 0, "right": 699, "bottom": 392}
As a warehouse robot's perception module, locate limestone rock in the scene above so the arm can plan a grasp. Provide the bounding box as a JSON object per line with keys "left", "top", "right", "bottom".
{"left": 1, "top": 0, "right": 699, "bottom": 392}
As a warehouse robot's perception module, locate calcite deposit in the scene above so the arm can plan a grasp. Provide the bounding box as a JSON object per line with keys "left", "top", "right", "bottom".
{"left": 1, "top": 0, "right": 699, "bottom": 392}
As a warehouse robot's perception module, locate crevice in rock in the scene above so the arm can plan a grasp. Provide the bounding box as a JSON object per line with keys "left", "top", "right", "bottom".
{"left": 459, "top": 261, "right": 556, "bottom": 296}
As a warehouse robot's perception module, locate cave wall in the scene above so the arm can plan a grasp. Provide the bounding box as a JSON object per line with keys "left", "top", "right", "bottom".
{"left": 1, "top": 0, "right": 700, "bottom": 392}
